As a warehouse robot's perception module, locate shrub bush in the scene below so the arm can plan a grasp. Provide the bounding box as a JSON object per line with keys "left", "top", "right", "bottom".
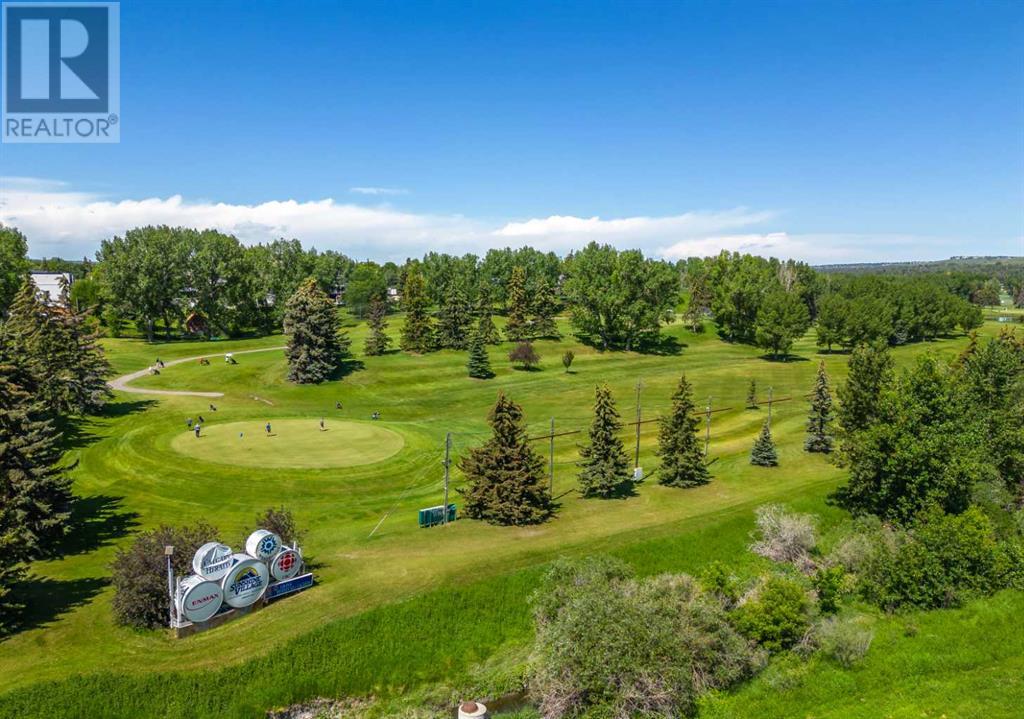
{"left": 814, "top": 617, "right": 874, "bottom": 667}
{"left": 530, "top": 557, "right": 762, "bottom": 718}
{"left": 732, "top": 576, "right": 812, "bottom": 652}
{"left": 111, "top": 522, "right": 218, "bottom": 629}
{"left": 811, "top": 565, "right": 846, "bottom": 614}
{"left": 749, "top": 504, "right": 817, "bottom": 571}
{"left": 859, "top": 506, "right": 1022, "bottom": 610}
{"left": 246, "top": 506, "right": 303, "bottom": 547}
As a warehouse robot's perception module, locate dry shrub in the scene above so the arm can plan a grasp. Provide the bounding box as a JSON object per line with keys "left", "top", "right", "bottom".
{"left": 750, "top": 504, "right": 817, "bottom": 572}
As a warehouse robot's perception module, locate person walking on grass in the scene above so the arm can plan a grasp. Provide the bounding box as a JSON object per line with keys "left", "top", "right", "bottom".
{"left": 194, "top": 424, "right": 201, "bottom": 438}
{"left": 198, "top": 414, "right": 205, "bottom": 424}
{"left": 265, "top": 421, "right": 272, "bottom": 436}
{"left": 187, "top": 417, "right": 193, "bottom": 429}
{"left": 319, "top": 417, "right": 325, "bottom": 431}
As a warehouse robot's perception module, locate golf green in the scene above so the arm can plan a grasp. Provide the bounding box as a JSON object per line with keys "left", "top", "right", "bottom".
{"left": 170, "top": 418, "right": 405, "bottom": 469}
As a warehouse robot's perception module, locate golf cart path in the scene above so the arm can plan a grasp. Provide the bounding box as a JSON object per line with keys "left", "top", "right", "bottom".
{"left": 109, "top": 346, "right": 286, "bottom": 398}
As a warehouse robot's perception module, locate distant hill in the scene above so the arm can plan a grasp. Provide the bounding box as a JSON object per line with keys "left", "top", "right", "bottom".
{"left": 817, "top": 256, "right": 1024, "bottom": 277}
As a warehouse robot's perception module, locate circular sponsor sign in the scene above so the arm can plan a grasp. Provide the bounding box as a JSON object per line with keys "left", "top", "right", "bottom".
{"left": 192, "top": 542, "right": 234, "bottom": 581}
{"left": 177, "top": 575, "right": 224, "bottom": 623}
{"left": 221, "top": 554, "right": 270, "bottom": 608}
{"left": 245, "top": 529, "right": 281, "bottom": 561}
{"left": 269, "top": 547, "right": 302, "bottom": 581}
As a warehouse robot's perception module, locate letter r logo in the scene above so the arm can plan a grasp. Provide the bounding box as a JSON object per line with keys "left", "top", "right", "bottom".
{"left": 4, "top": 4, "right": 110, "bottom": 112}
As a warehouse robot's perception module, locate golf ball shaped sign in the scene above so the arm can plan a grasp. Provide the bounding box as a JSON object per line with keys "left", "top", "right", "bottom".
{"left": 172, "top": 530, "right": 305, "bottom": 626}
{"left": 270, "top": 548, "right": 301, "bottom": 581}
{"left": 192, "top": 542, "right": 234, "bottom": 581}
{"left": 177, "top": 575, "right": 224, "bottom": 623}
{"left": 220, "top": 554, "right": 269, "bottom": 608}
{"left": 245, "top": 529, "right": 281, "bottom": 561}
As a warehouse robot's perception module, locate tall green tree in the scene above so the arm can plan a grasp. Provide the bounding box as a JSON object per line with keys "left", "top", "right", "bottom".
{"left": 815, "top": 294, "right": 848, "bottom": 352}
{"left": 363, "top": 296, "right": 392, "bottom": 356}
{"left": 2, "top": 279, "right": 110, "bottom": 416}
{"left": 504, "top": 266, "right": 531, "bottom": 341}
{"left": 458, "top": 392, "right": 551, "bottom": 524}
{"left": 755, "top": 290, "right": 811, "bottom": 359}
{"left": 344, "top": 262, "right": 387, "bottom": 318}
{"left": 473, "top": 282, "right": 502, "bottom": 345}
{"left": 835, "top": 355, "right": 982, "bottom": 523}
{"left": 656, "top": 375, "right": 711, "bottom": 487}
{"left": 804, "top": 361, "right": 834, "bottom": 453}
{"left": 531, "top": 276, "right": 561, "bottom": 339}
{"left": 96, "top": 226, "right": 190, "bottom": 341}
{"left": 837, "top": 343, "right": 894, "bottom": 444}
{"left": 436, "top": 281, "right": 474, "bottom": 350}
{"left": 283, "top": 277, "right": 349, "bottom": 383}
{"left": 399, "top": 266, "right": 434, "bottom": 353}
{"left": 562, "top": 243, "right": 679, "bottom": 351}
{"left": 0, "top": 225, "right": 30, "bottom": 316}
{"left": 466, "top": 320, "right": 493, "bottom": 379}
{"left": 578, "top": 384, "right": 633, "bottom": 497}
{"left": 750, "top": 420, "right": 779, "bottom": 467}
{"left": 0, "top": 336, "right": 73, "bottom": 559}
{"left": 183, "top": 230, "right": 256, "bottom": 337}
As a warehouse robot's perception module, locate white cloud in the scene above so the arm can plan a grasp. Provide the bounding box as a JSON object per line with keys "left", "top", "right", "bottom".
{"left": 0, "top": 176, "right": 978, "bottom": 264}
{"left": 349, "top": 186, "right": 408, "bottom": 196}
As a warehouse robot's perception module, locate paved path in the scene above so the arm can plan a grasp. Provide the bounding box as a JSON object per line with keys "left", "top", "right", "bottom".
{"left": 108, "top": 346, "right": 286, "bottom": 398}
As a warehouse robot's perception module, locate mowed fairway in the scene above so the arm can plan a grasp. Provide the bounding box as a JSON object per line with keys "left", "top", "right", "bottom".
{"left": 171, "top": 419, "right": 405, "bottom": 469}
{"left": 0, "top": 315, "right": 1014, "bottom": 717}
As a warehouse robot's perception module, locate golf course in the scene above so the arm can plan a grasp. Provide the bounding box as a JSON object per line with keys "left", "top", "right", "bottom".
{"left": 1, "top": 311, "right": 1020, "bottom": 719}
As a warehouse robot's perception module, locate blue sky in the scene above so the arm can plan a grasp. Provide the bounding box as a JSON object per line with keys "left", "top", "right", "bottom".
{"left": 2, "top": 0, "right": 1022, "bottom": 262}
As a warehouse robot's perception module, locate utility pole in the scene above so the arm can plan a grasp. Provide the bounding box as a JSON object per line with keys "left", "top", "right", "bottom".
{"left": 549, "top": 417, "right": 555, "bottom": 493}
{"left": 634, "top": 379, "right": 642, "bottom": 468}
{"left": 442, "top": 432, "right": 451, "bottom": 525}
{"left": 165, "top": 545, "right": 175, "bottom": 628}
{"left": 704, "top": 397, "right": 712, "bottom": 457}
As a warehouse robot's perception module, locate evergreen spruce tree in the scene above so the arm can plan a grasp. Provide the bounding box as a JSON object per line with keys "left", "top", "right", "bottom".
{"left": 578, "top": 384, "right": 633, "bottom": 497}
{"left": 750, "top": 420, "right": 779, "bottom": 467}
{"left": 466, "top": 320, "right": 493, "bottom": 379}
{"left": 283, "top": 277, "right": 349, "bottom": 383}
{"left": 656, "top": 374, "right": 711, "bottom": 487}
{"left": 458, "top": 392, "right": 552, "bottom": 525}
{"left": 531, "top": 276, "right": 560, "bottom": 339}
{"left": 363, "top": 296, "right": 392, "bottom": 356}
{"left": 0, "top": 337, "right": 73, "bottom": 559}
{"left": 436, "top": 282, "right": 473, "bottom": 349}
{"left": 399, "top": 266, "right": 435, "bottom": 353}
{"left": 504, "top": 265, "right": 530, "bottom": 341}
{"left": 746, "top": 378, "right": 758, "bottom": 409}
{"left": 804, "top": 361, "right": 835, "bottom": 453}
{"left": 1, "top": 277, "right": 110, "bottom": 416}
{"left": 53, "top": 279, "right": 111, "bottom": 414}
{"left": 474, "top": 283, "right": 502, "bottom": 345}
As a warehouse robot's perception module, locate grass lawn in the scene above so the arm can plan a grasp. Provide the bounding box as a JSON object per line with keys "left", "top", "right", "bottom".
{"left": 0, "top": 314, "right": 1018, "bottom": 717}
{"left": 170, "top": 418, "right": 406, "bottom": 469}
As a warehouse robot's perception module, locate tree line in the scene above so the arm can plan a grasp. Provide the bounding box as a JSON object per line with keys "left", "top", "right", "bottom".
{"left": 0, "top": 272, "right": 111, "bottom": 632}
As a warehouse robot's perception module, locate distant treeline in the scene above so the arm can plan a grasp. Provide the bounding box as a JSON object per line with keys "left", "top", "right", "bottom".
{"left": 0, "top": 224, "right": 1010, "bottom": 353}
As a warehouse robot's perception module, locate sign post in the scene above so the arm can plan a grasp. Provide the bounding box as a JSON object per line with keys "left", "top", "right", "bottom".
{"left": 164, "top": 545, "right": 175, "bottom": 628}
